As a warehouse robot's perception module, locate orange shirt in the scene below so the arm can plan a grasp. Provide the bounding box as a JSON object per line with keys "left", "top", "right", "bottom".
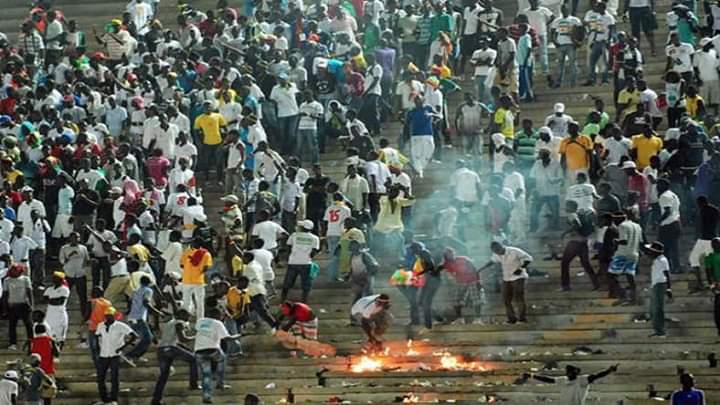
{"left": 181, "top": 248, "right": 212, "bottom": 285}
{"left": 559, "top": 135, "right": 593, "bottom": 171}
{"left": 89, "top": 298, "right": 113, "bottom": 331}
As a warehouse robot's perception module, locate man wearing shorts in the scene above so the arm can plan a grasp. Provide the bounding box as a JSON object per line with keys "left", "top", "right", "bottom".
{"left": 689, "top": 196, "right": 720, "bottom": 292}
{"left": 607, "top": 211, "right": 642, "bottom": 303}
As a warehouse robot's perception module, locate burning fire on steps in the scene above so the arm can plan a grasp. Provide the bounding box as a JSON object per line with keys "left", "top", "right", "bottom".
{"left": 347, "top": 340, "right": 489, "bottom": 373}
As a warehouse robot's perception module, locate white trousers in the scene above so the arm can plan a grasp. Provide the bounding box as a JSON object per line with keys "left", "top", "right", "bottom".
{"left": 410, "top": 136, "right": 435, "bottom": 173}
{"left": 182, "top": 284, "right": 206, "bottom": 319}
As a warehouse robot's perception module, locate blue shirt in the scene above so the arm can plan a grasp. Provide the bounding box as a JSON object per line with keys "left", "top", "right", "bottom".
{"left": 4, "top": 207, "right": 16, "bottom": 221}
{"left": 407, "top": 106, "right": 434, "bottom": 137}
{"left": 128, "top": 285, "right": 152, "bottom": 321}
{"left": 671, "top": 388, "right": 705, "bottom": 405}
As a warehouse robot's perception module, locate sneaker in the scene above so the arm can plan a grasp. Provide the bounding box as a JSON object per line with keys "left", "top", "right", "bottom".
{"left": 120, "top": 355, "right": 136, "bottom": 368}
{"left": 76, "top": 342, "right": 90, "bottom": 349}
{"left": 216, "top": 383, "right": 231, "bottom": 390}
{"left": 503, "top": 320, "right": 517, "bottom": 325}
{"left": 169, "top": 366, "right": 176, "bottom": 376}
{"left": 137, "top": 357, "right": 149, "bottom": 363}
{"left": 472, "top": 319, "right": 486, "bottom": 325}
{"left": 7, "top": 345, "right": 17, "bottom": 351}
{"left": 417, "top": 327, "right": 432, "bottom": 335}
{"left": 450, "top": 318, "right": 465, "bottom": 325}
{"left": 649, "top": 333, "right": 667, "bottom": 338}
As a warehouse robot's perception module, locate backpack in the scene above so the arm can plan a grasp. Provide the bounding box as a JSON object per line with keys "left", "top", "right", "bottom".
{"left": 577, "top": 209, "right": 596, "bottom": 237}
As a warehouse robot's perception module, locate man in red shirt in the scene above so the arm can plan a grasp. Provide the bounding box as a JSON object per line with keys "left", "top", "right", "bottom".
{"left": 439, "top": 248, "right": 485, "bottom": 324}
{"left": 277, "top": 301, "right": 318, "bottom": 340}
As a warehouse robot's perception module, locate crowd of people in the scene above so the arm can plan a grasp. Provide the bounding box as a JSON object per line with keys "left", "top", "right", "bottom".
{"left": 0, "top": 0, "right": 715, "bottom": 403}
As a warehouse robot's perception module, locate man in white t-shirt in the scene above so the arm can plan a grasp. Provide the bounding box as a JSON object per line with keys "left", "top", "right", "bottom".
{"left": 524, "top": 0, "right": 555, "bottom": 77}
{"left": 694, "top": 37, "right": 720, "bottom": 111}
{"left": 522, "top": 364, "right": 619, "bottom": 405}
{"left": 566, "top": 172, "right": 598, "bottom": 211}
{"left": 365, "top": 151, "right": 391, "bottom": 222}
{"left": 657, "top": 179, "right": 682, "bottom": 273}
{"left": 666, "top": 32, "right": 695, "bottom": 82}
{"left": 637, "top": 80, "right": 663, "bottom": 128}
{"left": 395, "top": 73, "right": 424, "bottom": 114}
{"left": 470, "top": 36, "right": 497, "bottom": 104}
{"left": 459, "top": 0, "right": 482, "bottom": 77}
{"left": 0, "top": 371, "right": 18, "bottom": 405}
{"left": 583, "top": 1, "right": 616, "bottom": 85}
{"left": 361, "top": 53, "right": 383, "bottom": 136}
{"left": 323, "top": 193, "right": 352, "bottom": 281}
{"left": 282, "top": 220, "right": 320, "bottom": 303}
{"left": 550, "top": 4, "right": 582, "bottom": 87}
{"left": 350, "top": 293, "right": 391, "bottom": 349}
{"left": 250, "top": 238, "right": 276, "bottom": 297}
{"left": 251, "top": 210, "right": 288, "bottom": 252}
{"left": 269, "top": 73, "right": 300, "bottom": 155}
{"left": 95, "top": 307, "right": 137, "bottom": 404}
{"left": 194, "top": 308, "right": 240, "bottom": 403}
{"left": 449, "top": 159, "right": 482, "bottom": 205}
{"left": 297, "top": 91, "right": 324, "bottom": 165}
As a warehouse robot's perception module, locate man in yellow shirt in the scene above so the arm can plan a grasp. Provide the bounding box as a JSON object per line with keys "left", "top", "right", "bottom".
{"left": 559, "top": 122, "right": 593, "bottom": 181}
{"left": 631, "top": 124, "right": 663, "bottom": 169}
{"left": 616, "top": 77, "right": 640, "bottom": 124}
{"left": 491, "top": 95, "right": 516, "bottom": 139}
{"left": 180, "top": 237, "right": 213, "bottom": 319}
{"left": 193, "top": 100, "right": 227, "bottom": 184}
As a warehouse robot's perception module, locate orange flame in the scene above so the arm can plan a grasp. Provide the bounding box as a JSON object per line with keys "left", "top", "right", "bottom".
{"left": 402, "top": 393, "right": 420, "bottom": 402}
{"left": 406, "top": 340, "right": 419, "bottom": 356}
{"left": 351, "top": 356, "right": 382, "bottom": 372}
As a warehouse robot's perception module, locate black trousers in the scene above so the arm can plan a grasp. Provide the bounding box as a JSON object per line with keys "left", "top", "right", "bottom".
{"left": 561, "top": 240, "right": 599, "bottom": 289}
{"left": 8, "top": 303, "right": 32, "bottom": 345}
{"left": 714, "top": 293, "right": 720, "bottom": 335}
{"left": 67, "top": 276, "right": 89, "bottom": 319}
{"left": 92, "top": 256, "right": 112, "bottom": 289}
{"left": 97, "top": 356, "right": 120, "bottom": 402}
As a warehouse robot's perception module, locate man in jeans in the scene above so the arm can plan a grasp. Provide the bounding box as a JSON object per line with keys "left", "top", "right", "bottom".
{"left": 281, "top": 220, "right": 320, "bottom": 302}
{"left": 583, "top": 1, "right": 616, "bottom": 86}
{"left": 559, "top": 200, "right": 599, "bottom": 291}
{"left": 194, "top": 308, "right": 239, "bottom": 404}
{"left": 125, "top": 275, "right": 162, "bottom": 366}
{"left": 269, "top": 73, "right": 300, "bottom": 155}
{"left": 152, "top": 308, "right": 199, "bottom": 405}
{"left": 95, "top": 307, "right": 136, "bottom": 404}
{"left": 479, "top": 242, "right": 533, "bottom": 324}
{"left": 296, "top": 91, "right": 324, "bottom": 165}
{"left": 550, "top": 4, "right": 582, "bottom": 87}
{"left": 529, "top": 148, "right": 562, "bottom": 232}
{"left": 193, "top": 100, "right": 227, "bottom": 185}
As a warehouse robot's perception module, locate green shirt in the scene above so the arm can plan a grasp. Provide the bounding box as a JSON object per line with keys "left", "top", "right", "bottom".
{"left": 430, "top": 13, "right": 453, "bottom": 41}
{"left": 705, "top": 252, "right": 720, "bottom": 280}
{"left": 677, "top": 14, "right": 698, "bottom": 45}
{"left": 514, "top": 129, "right": 538, "bottom": 162}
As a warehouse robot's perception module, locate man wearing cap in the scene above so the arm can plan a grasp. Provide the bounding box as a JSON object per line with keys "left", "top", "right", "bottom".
{"left": 270, "top": 72, "right": 300, "bottom": 155}
{"left": 624, "top": 160, "right": 650, "bottom": 223}
{"left": 544, "top": 103, "right": 573, "bottom": 139}
{"left": 43, "top": 272, "right": 70, "bottom": 349}
{"left": 282, "top": 220, "right": 320, "bottom": 303}
{"left": 93, "top": 19, "right": 132, "bottom": 64}
{"left": 645, "top": 241, "right": 671, "bottom": 337}
{"left": 0, "top": 369, "right": 18, "bottom": 405}
{"left": 95, "top": 306, "right": 137, "bottom": 404}
{"left": 534, "top": 126, "right": 562, "bottom": 161}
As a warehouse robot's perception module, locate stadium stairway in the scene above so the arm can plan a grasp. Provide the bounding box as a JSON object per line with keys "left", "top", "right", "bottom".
{"left": 2, "top": 0, "right": 720, "bottom": 403}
